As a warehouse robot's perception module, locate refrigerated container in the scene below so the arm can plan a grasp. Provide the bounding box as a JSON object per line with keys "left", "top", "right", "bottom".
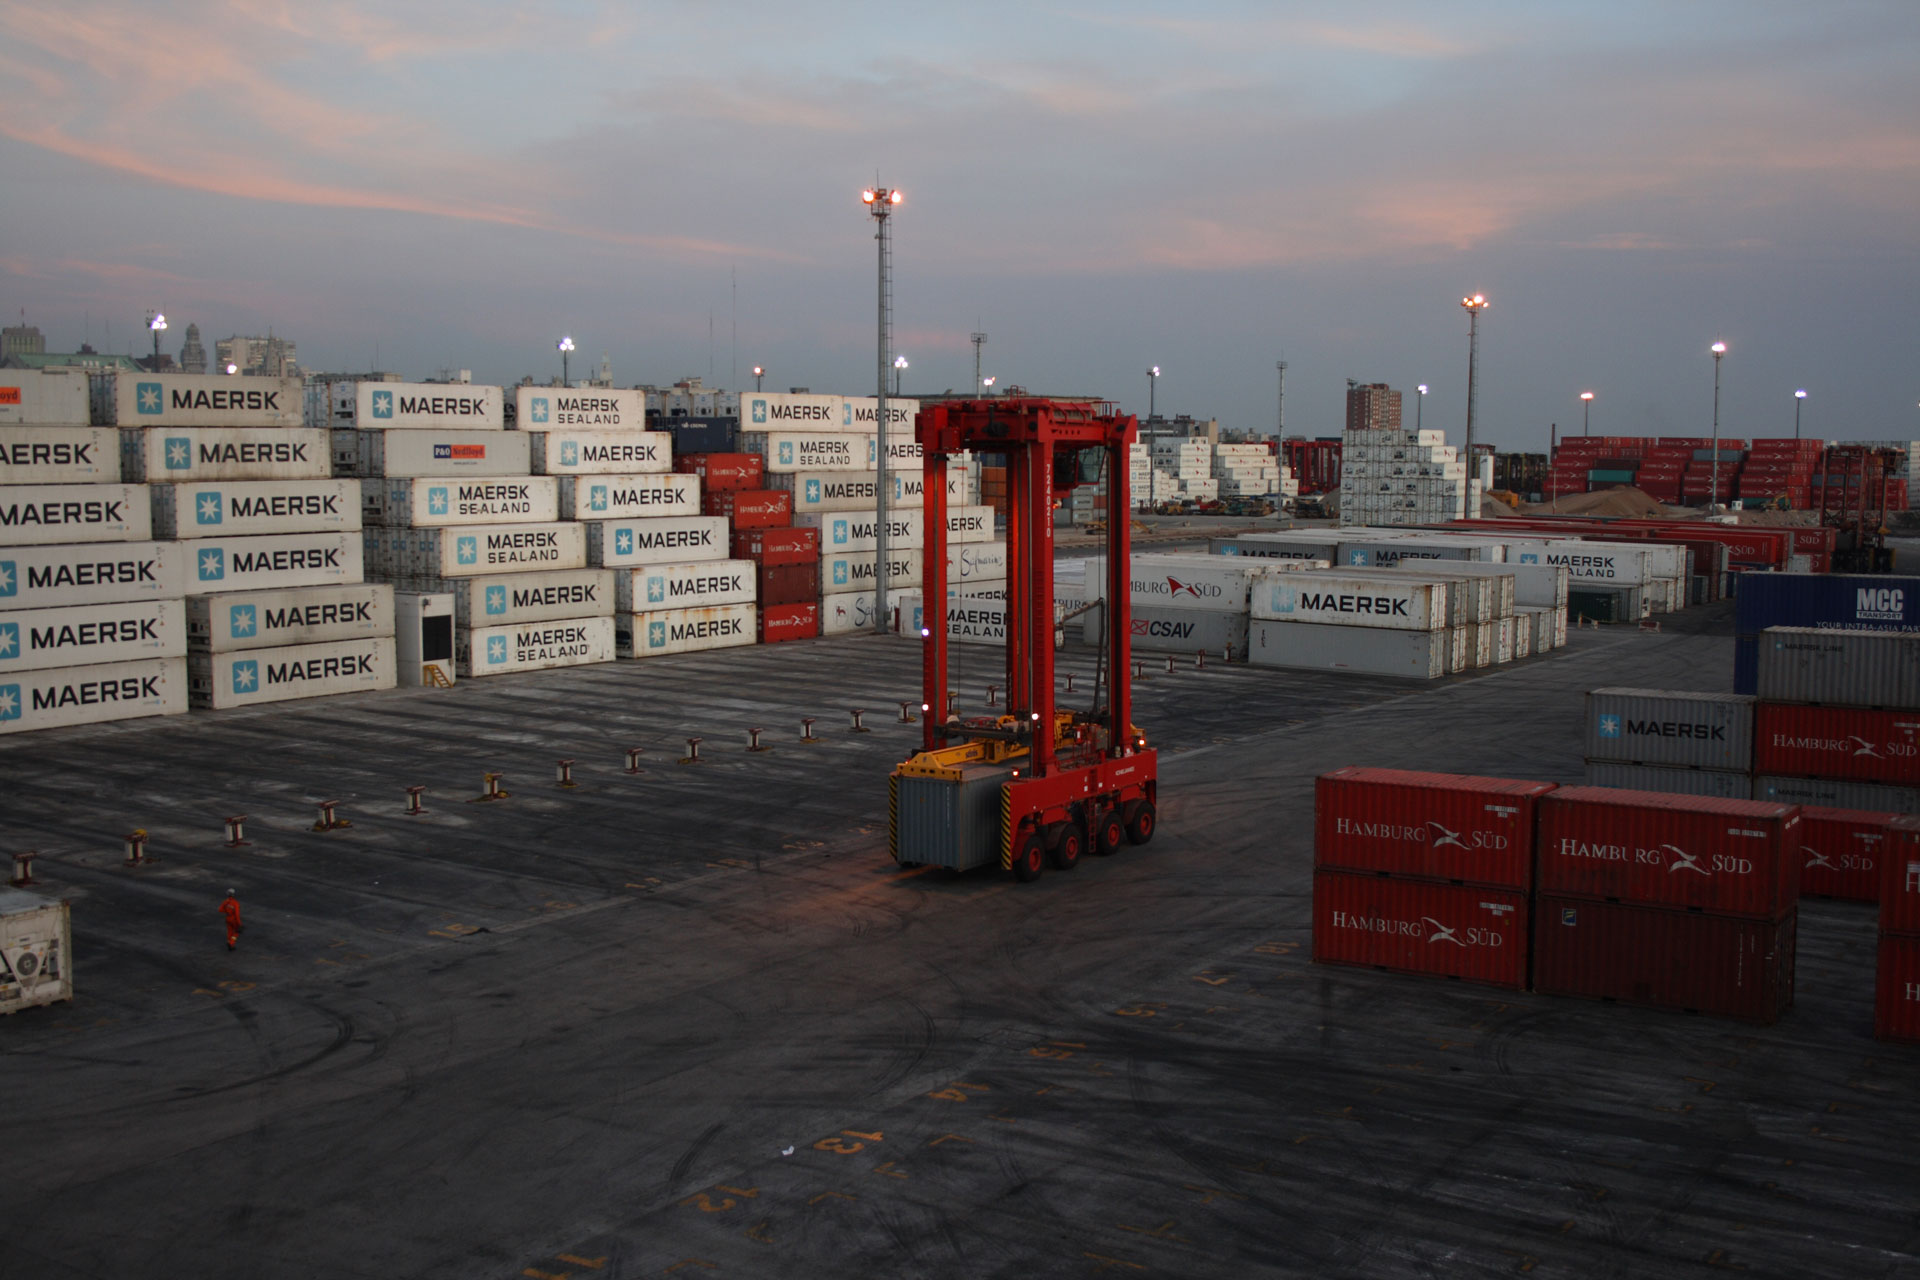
{"left": 355, "top": 429, "right": 531, "bottom": 478}
{"left": 0, "top": 541, "right": 185, "bottom": 609}
{"left": 558, "top": 473, "right": 700, "bottom": 520}
{"left": 673, "top": 452, "right": 762, "bottom": 491}
{"left": 1076, "top": 603, "right": 1248, "bottom": 655}
{"left": 0, "top": 484, "right": 149, "bottom": 545}
{"left": 457, "top": 615, "right": 614, "bottom": 676}
{"left": 743, "top": 430, "right": 871, "bottom": 473}
{"left": 121, "top": 428, "right": 329, "bottom": 482}
{"left": 822, "top": 550, "right": 921, "bottom": 594}
{"left": 586, "top": 516, "right": 729, "bottom": 567}
{"left": 741, "top": 392, "right": 845, "bottom": 430}
{"left": 1250, "top": 571, "right": 1448, "bottom": 631}
{"left": 1752, "top": 773, "right": 1919, "bottom": 814}
{"left": 1533, "top": 896, "right": 1795, "bottom": 1024}
{"left": 615, "top": 603, "right": 756, "bottom": 657}
{"left": 730, "top": 526, "right": 818, "bottom": 565}
{"left": 183, "top": 531, "right": 363, "bottom": 594}
{"left": 1581, "top": 760, "right": 1752, "bottom": 799}
{"left": 365, "top": 523, "right": 584, "bottom": 578}
{"left": 0, "top": 598, "right": 184, "bottom": 671}
{"left": 950, "top": 540, "right": 1008, "bottom": 585}
{"left": 363, "top": 477, "right": 560, "bottom": 527}
{"left": 189, "top": 636, "right": 396, "bottom": 708}
{"left": 515, "top": 387, "right": 645, "bottom": 432}
{"left": 0, "top": 890, "right": 73, "bottom": 1013}
{"left": 1313, "top": 767, "right": 1555, "bottom": 890}
{"left": 0, "top": 426, "right": 119, "bottom": 484}
{"left": 1311, "top": 869, "right": 1528, "bottom": 990}
{"left": 703, "top": 489, "right": 791, "bottom": 528}
{"left": 390, "top": 569, "right": 612, "bottom": 627}
{"left": 0, "top": 656, "right": 187, "bottom": 733}
{"left": 1756, "top": 627, "right": 1920, "bottom": 709}
{"left": 1248, "top": 618, "right": 1448, "bottom": 678}
{"left": 185, "top": 583, "right": 395, "bottom": 652}
{"left": 0, "top": 370, "right": 89, "bottom": 427}
{"left": 351, "top": 382, "right": 502, "bottom": 430}
{"left": 528, "top": 428, "right": 668, "bottom": 474}
{"left": 394, "top": 591, "right": 454, "bottom": 687}
{"left": 152, "top": 479, "right": 358, "bottom": 539}
{"left": 616, "top": 560, "right": 755, "bottom": 612}
{"left": 101, "top": 373, "right": 302, "bottom": 427}
{"left": 1583, "top": 688, "right": 1756, "bottom": 771}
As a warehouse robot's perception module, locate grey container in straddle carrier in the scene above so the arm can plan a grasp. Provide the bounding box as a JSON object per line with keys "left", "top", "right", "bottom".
{"left": 1755, "top": 627, "right": 1920, "bottom": 709}
{"left": 1583, "top": 688, "right": 1756, "bottom": 772}
{"left": 1582, "top": 760, "right": 1752, "bottom": 800}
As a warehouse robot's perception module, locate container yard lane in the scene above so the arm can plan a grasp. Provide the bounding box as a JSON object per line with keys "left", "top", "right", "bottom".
{"left": 0, "top": 601, "right": 1913, "bottom": 1279}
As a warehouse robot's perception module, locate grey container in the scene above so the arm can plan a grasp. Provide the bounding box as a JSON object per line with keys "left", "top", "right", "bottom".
{"left": 1077, "top": 603, "right": 1249, "bottom": 656}
{"left": 892, "top": 764, "right": 1011, "bottom": 871}
{"left": 1752, "top": 774, "right": 1920, "bottom": 814}
{"left": 1248, "top": 617, "right": 1447, "bottom": 678}
{"left": 1582, "top": 760, "right": 1752, "bottom": 799}
{"left": 1584, "top": 688, "right": 1756, "bottom": 771}
{"left": 1384, "top": 562, "right": 1514, "bottom": 619}
{"left": 1209, "top": 533, "right": 1340, "bottom": 561}
{"left": 1755, "top": 626, "right": 1920, "bottom": 709}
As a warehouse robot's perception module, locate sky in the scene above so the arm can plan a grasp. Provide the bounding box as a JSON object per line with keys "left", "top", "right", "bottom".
{"left": 2, "top": 0, "right": 1917, "bottom": 450}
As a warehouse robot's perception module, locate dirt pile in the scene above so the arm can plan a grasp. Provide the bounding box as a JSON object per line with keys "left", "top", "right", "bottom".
{"left": 1514, "top": 487, "right": 1682, "bottom": 519}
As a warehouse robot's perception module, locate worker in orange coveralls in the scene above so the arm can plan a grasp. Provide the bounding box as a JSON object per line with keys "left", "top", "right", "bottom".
{"left": 218, "top": 890, "right": 243, "bottom": 951}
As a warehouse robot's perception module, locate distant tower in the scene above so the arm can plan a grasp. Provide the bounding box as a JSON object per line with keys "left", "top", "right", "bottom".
{"left": 2, "top": 319, "right": 45, "bottom": 360}
{"left": 179, "top": 323, "right": 207, "bottom": 374}
{"left": 971, "top": 328, "right": 987, "bottom": 396}
{"left": 1344, "top": 382, "right": 1402, "bottom": 432}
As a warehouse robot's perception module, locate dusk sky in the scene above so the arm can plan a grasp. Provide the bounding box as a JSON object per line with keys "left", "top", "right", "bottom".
{"left": 3, "top": 1, "right": 1917, "bottom": 449}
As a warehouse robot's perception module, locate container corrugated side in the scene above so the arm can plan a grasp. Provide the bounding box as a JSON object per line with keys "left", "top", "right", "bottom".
{"left": 950, "top": 540, "right": 1008, "bottom": 584}
{"left": 558, "top": 473, "right": 701, "bottom": 520}
{"left": 1797, "top": 807, "right": 1893, "bottom": 902}
{"left": 153, "top": 479, "right": 359, "bottom": 539}
{"left": 0, "top": 598, "right": 185, "bottom": 672}
{"left": 0, "top": 890, "right": 73, "bottom": 1013}
{"left": 189, "top": 636, "right": 395, "bottom": 708}
{"left": 615, "top": 603, "right": 756, "bottom": 657}
{"left": 458, "top": 615, "right": 615, "bottom": 675}
{"left": 743, "top": 430, "right": 871, "bottom": 473}
{"left": 363, "top": 477, "right": 561, "bottom": 527}
{"left": 121, "top": 428, "right": 329, "bottom": 482}
{"left": 0, "top": 427, "right": 119, "bottom": 483}
{"left": 1537, "top": 787, "right": 1801, "bottom": 919}
{"left": 1250, "top": 571, "right": 1447, "bottom": 631}
{"left": 1248, "top": 617, "right": 1446, "bottom": 678}
{"left": 1533, "top": 897, "right": 1795, "bottom": 1024}
{"left": 515, "top": 388, "right": 646, "bottom": 433}
{"left": 1879, "top": 816, "right": 1920, "bottom": 936}
{"left": 352, "top": 382, "right": 503, "bottom": 430}
{"left": 1076, "top": 604, "right": 1247, "bottom": 655}
{"left": 1314, "top": 767, "right": 1555, "bottom": 890}
{"left": 528, "top": 429, "right": 668, "bottom": 474}
{"left": 616, "top": 560, "right": 756, "bottom": 613}
{"left": 0, "top": 484, "right": 149, "bottom": 546}
{"left": 1311, "top": 869, "right": 1528, "bottom": 990}
{"left": 585, "top": 516, "right": 729, "bottom": 567}
{"left": 105, "top": 374, "right": 302, "bottom": 427}
{"left": 1756, "top": 627, "right": 1920, "bottom": 709}
{"left": 1583, "top": 688, "right": 1756, "bottom": 770}
{"left": 822, "top": 590, "right": 885, "bottom": 635}
{"left": 365, "top": 523, "right": 585, "bottom": 578}
{"left": 1753, "top": 703, "right": 1920, "bottom": 785}
{"left": 185, "top": 584, "right": 395, "bottom": 652}
{"left": 388, "top": 569, "right": 612, "bottom": 627}
{"left": 1876, "top": 935, "right": 1920, "bottom": 1043}
{"left": 0, "top": 541, "right": 186, "bottom": 609}
{"left": 823, "top": 550, "right": 923, "bottom": 593}
{"left": 356, "top": 429, "right": 531, "bottom": 478}
{"left": 1582, "top": 760, "right": 1752, "bottom": 800}
{"left": 0, "top": 370, "right": 90, "bottom": 427}
{"left": 0, "top": 655, "right": 187, "bottom": 733}
{"left": 1752, "top": 773, "right": 1919, "bottom": 813}
{"left": 183, "top": 532, "right": 363, "bottom": 595}
{"left": 1736, "top": 572, "right": 1920, "bottom": 638}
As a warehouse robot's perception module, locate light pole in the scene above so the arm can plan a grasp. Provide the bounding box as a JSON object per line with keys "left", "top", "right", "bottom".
{"left": 894, "top": 354, "right": 908, "bottom": 396}
{"left": 557, "top": 335, "right": 575, "bottom": 386}
{"left": 753, "top": 365, "right": 764, "bottom": 392}
{"left": 982, "top": 376, "right": 996, "bottom": 395}
{"left": 1146, "top": 365, "right": 1160, "bottom": 511}
{"left": 1710, "top": 342, "right": 1727, "bottom": 511}
{"left": 1416, "top": 383, "right": 1428, "bottom": 434}
{"left": 146, "top": 311, "right": 167, "bottom": 367}
{"left": 1460, "top": 293, "right": 1487, "bottom": 510}
{"left": 862, "top": 184, "right": 903, "bottom": 636}
{"left": 971, "top": 330, "right": 987, "bottom": 397}
{"left": 1794, "top": 389, "right": 1807, "bottom": 439}
{"left": 1276, "top": 360, "right": 1287, "bottom": 437}
{"left": 1580, "top": 390, "right": 1594, "bottom": 436}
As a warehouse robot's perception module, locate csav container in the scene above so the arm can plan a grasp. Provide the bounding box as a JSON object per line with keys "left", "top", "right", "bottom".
{"left": 1753, "top": 773, "right": 1919, "bottom": 814}
{"left": 615, "top": 560, "right": 756, "bottom": 612}
{"left": 1753, "top": 703, "right": 1920, "bottom": 786}
{"left": 1248, "top": 617, "right": 1448, "bottom": 678}
{"left": 184, "top": 531, "right": 362, "bottom": 594}
{"left": 514, "top": 387, "right": 645, "bottom": 432}
{"left": 390, "top": 569, "right": 611, "bottom": 628}
{"left": 558, "top": 473, "right": 700, "bottom": 520}
{"left": 586, "top": 516, "right": 729, "bottom": 567}
{"left": 103, "top": 373, "right": 303, "bottom": 427}
{"left": 731, "top": 526, "right": 819, "bottom": 566}
{"left": 189, "top": 636, "right": 396, "bottom": 708}
{"left": 1537, "top": 787, "right": 1801, "bottom": 919}
{"left": 528, "top": 428, "right": 668, "bottom": 474}
{"left": 1533, "top": 896, "right": 1796, "bottom": 1024}
{"left": 1877, "top": 934, "right": 1920, "bottom": 1043}
{"left": 121, "top": 428, "right": 329, "bottom": 482}
{"left": 367, "top": 523, "right": 585, "bottom": 578}
{"left": 355, "top": 429, "right": 531, "bottom": 478}
{"left": 351, "top": 381, "right": 503, "bottom": 430}
{"left": 0, "top": 655, "right": 187, "bottom": 734}
{"left": 0, "top": 370, "right": 90, "bottom": 427}
{"left": 363, "top": 477, "right": 561, "bottom": 527}
{"left": 153, "top": 479, "right": 359, "bottom": 539}
{"left": 704, "top": 488, "right": 792, "bottom": 528}
{"left": 759, "top": 601, "right": 819, "bottom": 643}
{"left": 0, "top": 889, "right": 74, "bottom": 1013}
{"left": 0, "top": 598, "right": 185, "bottom": 671}
{"left": 0, "top": 427, "right": 120, "bottom": 484}
{"left": 0, "top": 484, "right": 149, "bottom": 545}
{"left": 615, "top": 603, "right": 756, "bottom": 657}
{"left": 1311, "top": 869, "right": 1528, "bottom": 990}
{"left": 0, "top": 541, "right": 186, "bottom": 609}
{"left": 1583, "top": 688, "right": 1756, "bottom": 771}
{"left": 1080, "top": 603, "right": 1249, "bottom": 655}
{"left": 1314, "top": 767, "right": 1555, "bottom": 891}
{"left": 674, "top": 452, "right": 762, "bottom": 491}
{"left": 1755, "top": 627, "right": 1920, "bottom": 709}
{"left": 1797, "top": 808, "right": 1894, "bottom": 902}
{"left": 186, "top": 583, "right": 395, "bottom": 652}
{"left": 1582, "top": 760, "right": 1751, "bottom": 800}
{"left": 457, "top": 615, "right": 614, "bottom": 676}
{"left": 1880, "top": 815, "right": 1920, "bottom": 936}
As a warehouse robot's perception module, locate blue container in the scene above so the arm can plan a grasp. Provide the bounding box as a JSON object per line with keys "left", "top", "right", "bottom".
{"left": 663, "top": 417, "right": 738, "bottom": 455}
{"left": 1732, "top": 573, "right": 1920, "bottom": 692}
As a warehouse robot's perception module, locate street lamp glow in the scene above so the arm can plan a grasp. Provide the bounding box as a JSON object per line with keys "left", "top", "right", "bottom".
{"left": 1709, "top": 341, "right": 1729, "bottom": 510}
{"left": 557, "top": 336, "right": 575, "bottom": 354}
{"left": 1459, "top": 294, "right": 1489, "bottom": 506}
{"left": 752, "top": 364, "right": 764, "bottom": 391}
{"left": 1417, "top": 384, "right": 1428, "bottom": 395}
{"left": 1461, "top": 294, "right": 1487, "bottom": 311}
{"left": 894, "top": 355, "right": 908, "bottom": 370}
{"left": 148, "top": 313, "right": 167, "bottom": 333}
{"left": 1580, "top": 391, "right": 1594, "bottom": 402}
{"left": 1579, "top": 390, "right": 1595, "bottom": 436}
{"left": 1794, "top": 388, "right": 1808, "bottom": 439}
{"left": 1795, "top": 389, "right": 1807, "bottom": 400}
{"left": 982, "top": 375, "right": 996, "bottom": 388}
{"left": 1711, "top": 341, "right": 1727, "bottom": 355}
{"left": 225, "top": 363, "right": 238, "bottom": 375}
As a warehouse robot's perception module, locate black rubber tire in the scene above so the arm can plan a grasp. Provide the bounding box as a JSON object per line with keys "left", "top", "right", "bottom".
{"left": 1051, "top": 826, "right": 1083, "bottom": 871}
{"left": 1124, "top": 800, "right": 1156, "bottom": 846}
{"left": 1094, "top": 809, "right": 1126, "bottom": 856}
{"left": 1012, "top": 832, "right": 1047, "bottom": 882}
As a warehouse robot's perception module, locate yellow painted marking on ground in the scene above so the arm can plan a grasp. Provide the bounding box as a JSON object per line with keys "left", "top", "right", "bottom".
{"left": 715, "top": 1184, "right": 758, "bottom": 1197}
{"left": 873, "top": 1161, "right": 908, "bottom": 1179}
{"left": 744, "top": 1220, "right": 773, "bottom": 1243}
{"left": 928, "top": 1134, "right": 973, "bottom": 1147}
{"left": 524, "top": 1270, "right": 569, "bottom": 1280}
{"left": 841, "top": 1130, "right": 884, "bottom": 1142}
{"left": 1028, "top": 1041, "right": 1086, "bottom": 1059}
{"left": 927, "top": 1082, "right": 992, "bottom": 1100}
{"left": 1183, "top": 1185, "right": 1245, "bottom": 1204}
{"left": 989, "top": 1111, "right": 1019, "bottom": 1125}
{"left": 1083, "top": 1254, "right": 1145, "bottom": 1272}
{"left": 557, "top": 1256, "right": 606, "bottom": 1269}
{"left": 1192, "top": 971, "right": 1232, "bottom": 986}
{"left": 1112, "top": 1002, "right": 1167, "bottom": 1017}
{"left": 663, "top": 1261, "right": 717, "bottom": 1274}
{"left": 1117, "top": 1219, "right": 1190, "bottom": 1242}
{"left": 1253, "top": 941, "right": 1297, "bottom": 956}
{"left": 808, "top": 1191, "right": 856, "bottom": 1205}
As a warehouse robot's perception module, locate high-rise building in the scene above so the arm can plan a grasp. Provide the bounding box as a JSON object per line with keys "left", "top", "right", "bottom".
{"left": 1345, "top": 382, "right": 1402, "bottom": 432}
{"left": 179, "top": 323, "right": 207, "bottom": 374}
{"left": 216, "top": 333, "right": 299, "bottom": 378}
{"left": 2, "top": 322, "right": 46, "bottom": 360}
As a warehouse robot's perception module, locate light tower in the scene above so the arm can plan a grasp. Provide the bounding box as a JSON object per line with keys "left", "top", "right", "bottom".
{"left": 862, "top": 184, "right": 903, "bottom": 635}
{"left": 1710, "top": 342, "right": 1728, "bottom": 511}
{"left": 1580, "top": 390, "right": 1594, "bottom": 436}
{"left": 894, "top": 354, "right": 908, "bottom": 396}
{"left": 752, "top": 365, "right": 764, "bottom": 392}
{"left": 1460, "top": 293, "right": 1488, "bottom": 507}
{"left": 1416, "top": 383, "right": 1428, "bottom": 434}
{"left": 1794, "top": 388, "right": 1807, "bottom": 439}
{"left": 557, "top": 335, "right": 575, "bottom": 386}
{"left": 1275, "top": 359, "right": 1287, "bottom": 437}
{"left": 1146, "top": 365, "right": 1161, "bottom": 510}
{"left": 146, "top": 310, "right": 167, "bottom": 365}
{"left": 972, "top": 329, "right": 987, "bottom": 397}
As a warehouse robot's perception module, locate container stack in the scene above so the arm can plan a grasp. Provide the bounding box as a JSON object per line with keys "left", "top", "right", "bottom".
{"left": 1875, "top": 815, "right": 1920, "bottom": 1042}
{"left": 1078, "top": 552, "right": 1313, "bottom": 656}
{"left": 1532, "top": 788, "right": 1799, "bottom": 1023}
{"left": 0, "top": 369, "right": 189, "bottom": 733}
{"left": 1212, "top": 442, "right": 1289, "bottom": 500}
{"left": 1246, "top": 567, "right": 1455, "bottom": 679}
{"left": 1733, "top": 572, "right": 1920, "bottom": 695}
{"left": 739, "top": 392, "right": 854, "bottom": 644}
{"left": 1582, "top": 689, "right": 1755, "bottom": 798}
{"left": 354, "top": 383, "right": 616, "bottom": 679}
{"left": 1311, "top": 768, "right": 1556, "bottom": 991}
{"left": 1338, "top": 425, "right": 1470, "bottom": 528}
{"left": 1751, "top": 627, "right": 1920, "bottom": 813}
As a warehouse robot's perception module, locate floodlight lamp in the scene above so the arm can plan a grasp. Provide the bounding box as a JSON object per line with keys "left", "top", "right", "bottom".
{"left": 1711, "top": 342, "right": 1727, "bottom": 355}
{"left": 225, "top": 363, "right": 237, "bottom": 374}
{"left": 1580, "top": 391, "right": 1594, "bottom": 402}
{"left": 149, "top": 313, "right": 167, "bottom": 332}
{"left": 1417, "top": 384, "right": 1428, "bottom": 394}
{"left": 889, "top": 190, "right": 903, "bottom": 205}
{"left": 861, "top": 189, "right": 877, "bottom": 204}
{"left": 557, "top": 336, "right": 575, "bottom": 353}
{"left": 1795, "top": 389, "right": 1807, "bottom": 399}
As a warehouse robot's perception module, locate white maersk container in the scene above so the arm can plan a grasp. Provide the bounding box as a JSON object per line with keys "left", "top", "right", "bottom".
{"left": 821, "top": 589, "right": 885, "bottom": 636}
{"left": 585, "top": 516, "right": 729, "bottom": 567}
{"left": 0, "top": 370, "right": 90, "bottom": 427}
{"left": 1248, "top": 618, "right": 1448, "bottom": 679}
{"left": 557, "top": 473, "right": 700, "bottom": 520}
{"left": 460, "top": 615, "right": 616, "bottom": 675}
{"left": 528, "top": 429, "right": 669, "bottom": 474}
{"left": 515, "top": 387, "right": 646, "bottom": 432}
{"left": 796, "top": 505, "right": 995, "bottom": 554}
{"left": 742, "top": 392, "right": 845, "bottom": 431}
{"left": 615, "top": 560, "right": 756, "bottom": 612}
{"left": 186, "top": 584, "right": 396, "bottom": 653}
{"left": 184, "top": 531, "right": 363, "bottom": 595}
{"left": 0, "top": 598, "right": 185, "bottom": 672}
{"left": 122, "top": 427, "right": 330, "bottom": 483}
{"left": 1250, "top": 571, "right": 1448, "bottom": 631}
{"left": 355, "top": 430, "right": 531, "bottom": 478}
{"left": 894, "top": 593, "right": 1021, "bottom": 647}
{"left": 823, "top": 549, "right": 923, "bottom": 593}
{"left": 396, "top": 569, "right": 614, "bottom": 627}
{"left": 103, "top": 374, "right": 303, "bottom": 428}
{"left": 152, "top": 479, "right": 359, "bottom": 539}
{"left": 0, "top": 485, "right": 149, "bottom": 546}
{"left": 841, "top": 397, "right": 917, "bottom": 432}
{"left": 615, "top": 603, "right": 756, "bottom": 658}
{"left": 365, "top": 522, "right": 587, "bottom": 578}
{"left": 1503, "top": 539, "right": 1662, "bottom": 587}
{"left": 0, "top": 541, "right": 185, "bottom": 609}
{"left": 189, "top": 636, "right": 396, "bottom": 708}
{"left": 0, "top": 889, "right": 73, "bottom": 1013}
{"left": 769, "top": 469, "right": 969, "bottom": 514}
{"left": 363, "top": 476, "right": 561, "bottom": 527}
{"left": 0, "top": 655, "right": 188, "bottom": 733}
{"left": 353, "top": 382, "right": 503, "bottom": 430}
{"left": 744, "top": 431, "right": 872, "bottom": 473}
{"left": 0, "top": 427, "right": 120, "bottom": 484}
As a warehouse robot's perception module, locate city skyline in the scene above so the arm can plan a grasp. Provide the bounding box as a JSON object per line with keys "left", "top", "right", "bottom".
{"left": 1, "top": 1, "right": 1916, "bottom": 446}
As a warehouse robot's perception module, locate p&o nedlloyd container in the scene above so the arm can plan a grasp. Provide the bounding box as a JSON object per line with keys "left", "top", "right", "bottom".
{"left": 0, "top": 889, "right": 74, "bottom": 1014}
{"left": 0, "top": 598, "right": 186, "bottom": 672}
{"left": 152, "top": 479, "right": 359, "bottom": 539}
{"left": 1248, "top": 617, "right": 1449, "bottom": 679}
{"left": 186, "top": 583, "right": 395, "bottom": 652}
{"left": 1756, "top": 627, "right": 1920, "bottom": 709}
{"left": 0, "top": 655, "right": 187, "bottom": 734}
{"left": 363, "top": 477, "right": 561, "bottom": 527}
{"left": 558, "top": 473, "right": 700, "bottom": 521}
{"left": 615, "top": 603, "right": 756, "bottom": 657}
{"left": 355, "top": 430, "right": 531, "bottom": 478}
{"left": 0, "top": 427, "right": 120, "bottom": 484}
{"left": 351, "top": 381, "right": 502, "bottom": 430}
{"left": 102, "top": 373, "right": 302, "bottom": 428}
{"left": 184, "top": 531, "right": 363, "bottom": 595}
{"left": 515, "top": 387, "right": 645, "bottom": 432}
{"left": 1584, "top": 688, "right": 1756, "bottom": 772}
{"left": 0, "top": 541, "right": 186, "bottom": 609}
{"left": 122, "top": 428, "right": 330, "bottom": 483}
{"left": 189, "top": 636, "right": 396, "bottom": 708}
{"left": 1314, "top": 767, "right": 1556, "bottom": 891}
{"left": 1311, "top": 870, "right": 1529, "bottom": 990}
{"left": 745, "top": 430, "right": 872, "bottom": 473}
{"left": 398, "top": 569, "right": 614, "bottom": 627}
{"left": 460, "top": 615, "right": 616, "bottom": 675}
{"left": 617, "top": 560, "right": 757, "bottom": 612}
{"left": 1251, "top": 571, "right": 1448, "bottom": 631}
{"left": 0, "top": 370, "right": 90, "bottom": 427}
{"left": 0, "top": 484, "right": 150, "bottom": 546}
{"left": 586, "top": 515, "right": 729, "bottom": 568}
{"left": 528, "top": 429, "right": 668, "bottom": 474}
{"left": 366, "top": 522, "right": 586, "bottom": 578}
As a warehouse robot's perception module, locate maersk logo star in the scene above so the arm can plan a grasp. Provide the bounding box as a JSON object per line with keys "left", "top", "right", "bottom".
{"left": 371, "top": 390, "right": 395, "bottom": 419}
{"left": 531, "top": 397, "right": 550, "bottom": 424}
{"left": 559, "top": 441, "right": 578, "bottom": 467}
{"left": 229, "top": 604, "right": 256, "bottom": 636}
{"left": 428, "top": 487, "right": 450, "bottom": 515}
{"left": 0, "top": 623, "right": 17, "bottom": 659}
{"left": 589, "top": 485, "right": 609, "bottom": 512}
{"left": 614, "top": 528, "right": 633, "bottom": 556}
{"left": 833, "top": 563, "right": 848, "bottom": 585}
{"left": 487, "top": 635, "right": 507, "bottom": 664}
{"left": 646, "top": 577, "right": 665, "bottom": 603}
{"left": 1598, "top": 714, "right": 1621, "bottom": 739}
{"left": 485, "top": 585, "right": 507, "bottom": 615}
{"left": 456, "top": 536, "right": 478, "bottom": 565}
{"left": 197, "top": 492, "right": 223, "bottom": 524}
{"left": 832, "top": 520, "right": 849, "bottom": 545}
{"left": 0, "top": 684, "right": 19, "bottom": 721}
{"left": 165, "top": 438, "right": 192, "bottom": 470}
{"left": 1349, "top": 550, "right": 1370, "bottom": 565}
{"left": 805, "top": 479, "right": 821, "bottom": 504}
{"left": 649, "top": 620, "right": 666, "bottom": 648}
{"left": 198, "top": 548, "right": 225, "bottom": 581}
{"left": 778, "top": 441, "right": 794, "bottom": 466}
{"left": 137, "top": 383, "right": 164, "bottom": 415}
{"left": 751, "top": 399, "right": 768, "bottom": 424}
{"left": 231, "top": 660, "right": 258, "bottom": 693}
{"left": 0, "top": 561, "right": 14, "bottom": 597}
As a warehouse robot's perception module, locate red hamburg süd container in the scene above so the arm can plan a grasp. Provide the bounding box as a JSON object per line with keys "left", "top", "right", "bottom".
{"left": 1310, "top": 869, "right": 1528, "bottom": 990}
{"left": 675, "top": 452, "right": 763, "bottom": 491}
{"left": 1876, "top": 934, "right": 1920, "bottom": 1043}
{"left": 1877, "top": 815, "right": 1920, "bottom": 936}
{"left": 704, "top": 488, "right": 793, "bottom": 528}
{"left": 1314, "top": 767, "right": 1557, "bottom": 891}
{"left": 1533, "top": 896, "right": 1796, "bottom": 1024}
{"left": 732, "top": 526, "right": 819, "bottom": 566}
{"left": 759, "top": 601, "right": 819, "bottom": 644}
{"left": 1754, "top": 704, "right": 1920, "bottom": 785}
{"left": 1536, "top": 787, "right": 1800, "bottom": 919}
{"left": 1798, "top": 807, "right": 1895, "bottom": 903}
{"left": 757, "top": 561, "right": 819, "bottom": 606}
